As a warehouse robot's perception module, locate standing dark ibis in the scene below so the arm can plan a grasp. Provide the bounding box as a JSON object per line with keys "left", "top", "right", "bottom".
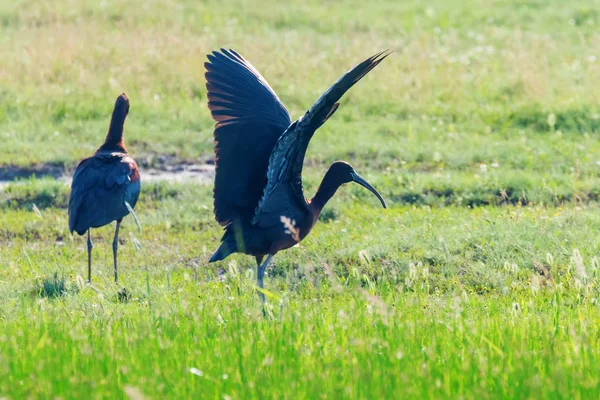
{"left": 68, "top": 93, "right": 141, "bottom": 284}
{"left": 205, "top": 49, "right": 388, "bottom": 301}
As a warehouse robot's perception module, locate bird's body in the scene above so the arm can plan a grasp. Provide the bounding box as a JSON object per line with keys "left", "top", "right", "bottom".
{"left": 208, "top": 208, "right": 314, "bottom": 261}
{"left": 208, "top": 163, "right": 360, "bottom": 261}
{"left": 205, "top": 49, "right": 388, "bottom": 300}
{"left": 69, "top": 152, "right": 140, "bottom": 235}
{"left": 68, "top": 93, "right": 140, "bottom": 283}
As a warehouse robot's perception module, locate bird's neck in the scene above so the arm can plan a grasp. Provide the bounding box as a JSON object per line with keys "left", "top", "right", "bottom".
{"left": 98, "top": 109, "right": 127, "bottom": 153}
{"left": 309, "top": 172, "right": 343, "bottom": 217}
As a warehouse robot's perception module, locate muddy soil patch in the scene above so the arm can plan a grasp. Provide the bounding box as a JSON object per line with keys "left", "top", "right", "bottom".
{"left": 0, "top": 163, "right": 66, "bottom": 182}
{"left": 0, "top": 159, "right": 215, "bottom": 187}
{"left": 143, "top": 163, "right": 214, "bottom": 184}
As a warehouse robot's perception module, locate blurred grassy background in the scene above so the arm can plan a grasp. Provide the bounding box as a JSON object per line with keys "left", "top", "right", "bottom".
{"left": 1, "top": 0, "right": 599, "bottom": 183}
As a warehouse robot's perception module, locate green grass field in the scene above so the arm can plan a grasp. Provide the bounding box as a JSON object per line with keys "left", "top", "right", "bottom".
{"left": 2, "top": 0, "right": 600, "bottom": 398}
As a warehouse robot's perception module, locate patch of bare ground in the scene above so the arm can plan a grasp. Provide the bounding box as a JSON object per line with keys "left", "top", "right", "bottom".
{"left": 0, "top": 156, "right": 215, "bottom": 187}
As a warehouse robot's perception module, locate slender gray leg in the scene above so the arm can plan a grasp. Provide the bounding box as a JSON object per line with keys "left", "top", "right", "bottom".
{"left": 113, "top": 219, "right": 122, "bottom": 284}
{"left": 255, "top": 256, "right": 264, "bottom": 310}
{"left": 87, "top": 229, "right": 93, "bottom": 283}
{"left": 257, "top": 254, "right": 273, "bottom": 305}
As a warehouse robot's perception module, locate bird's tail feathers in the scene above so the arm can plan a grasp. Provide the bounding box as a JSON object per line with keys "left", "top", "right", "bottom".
{"left": 209, "top": 242, "right": 232, "bottom": 263}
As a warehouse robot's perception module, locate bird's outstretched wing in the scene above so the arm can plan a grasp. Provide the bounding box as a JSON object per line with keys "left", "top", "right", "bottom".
{"left": 68, "top": 153, "right": 139, "bottom": 235}
{"left": 252, "top": 50, "right": 391, "bottom": 228}
{"left": 205, "top": 49, "right": 292, "bottom": 226}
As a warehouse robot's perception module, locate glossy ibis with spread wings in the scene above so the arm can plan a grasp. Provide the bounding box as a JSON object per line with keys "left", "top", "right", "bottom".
{"left": 205, "top": 50, "right": 388, "bottom": 302}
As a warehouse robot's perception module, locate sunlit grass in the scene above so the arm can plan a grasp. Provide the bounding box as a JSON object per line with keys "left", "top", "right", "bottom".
{"left": 2, "top": 181, "right": 600, "bottom": 397}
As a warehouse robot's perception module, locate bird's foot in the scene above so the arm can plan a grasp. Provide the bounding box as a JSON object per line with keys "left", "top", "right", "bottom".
{"left": 260, "top": 300, "right": 275, "bottom": 319}
{"left": 117, "top": 287, "right": 131, "bottom": 303}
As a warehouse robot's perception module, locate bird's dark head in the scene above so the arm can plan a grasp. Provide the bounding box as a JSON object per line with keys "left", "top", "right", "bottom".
{"left": 114, "top": 93, "right": 130, "bottom": 116}
{"left": 326, "top": 161, "right": 387, "bottom": 208}
{"left": 99, "top": 93, "right": 130, "bottom": 153}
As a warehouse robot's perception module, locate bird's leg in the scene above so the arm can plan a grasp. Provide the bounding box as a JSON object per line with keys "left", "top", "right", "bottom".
{"left": 87, "top": 229, "right": 93, "bottom": 283}
{"left": 112, "top": 219, "right": 122, "bottom": 284}
{"left": 257, "top": 254, "right": 273, "bottom": 307}
{"left": 255, "top": 256, "right": 264, "bottom": 307}
{"left": 256, "top": 255, "right": 264, "bottom": 268}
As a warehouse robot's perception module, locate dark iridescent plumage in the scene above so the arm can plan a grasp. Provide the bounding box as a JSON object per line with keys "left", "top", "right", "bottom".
{"left": 68, "top": 93, "right": 140, "bottom": 283}
{"left": 205, "top": 50, "right": 388, "bottom": 302}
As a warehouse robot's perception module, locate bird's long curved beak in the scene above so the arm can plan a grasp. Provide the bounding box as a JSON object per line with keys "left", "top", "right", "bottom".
{"left": 351, "top": 172, "right": 387, "bottom": 209}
